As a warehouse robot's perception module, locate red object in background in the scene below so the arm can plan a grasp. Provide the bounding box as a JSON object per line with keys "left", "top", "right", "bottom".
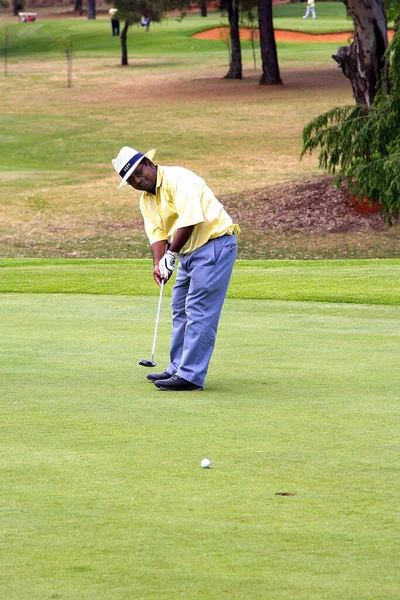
{"left": 348, "top": 196, "right": 381, "bottom": 214}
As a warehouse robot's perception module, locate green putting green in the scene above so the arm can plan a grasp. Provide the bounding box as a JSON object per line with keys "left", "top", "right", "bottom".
{"left": 0, "top": 259, "right": 399, "bottom": 598}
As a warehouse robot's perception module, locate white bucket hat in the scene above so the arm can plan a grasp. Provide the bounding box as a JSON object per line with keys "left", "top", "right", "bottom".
{"left": 112, "top": 146, "right": 156, "bottom": 190}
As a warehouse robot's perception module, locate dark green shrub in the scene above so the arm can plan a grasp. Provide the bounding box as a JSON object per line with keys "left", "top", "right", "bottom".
{"left": 301, "top": 31, "right": 400, "bottom": 225}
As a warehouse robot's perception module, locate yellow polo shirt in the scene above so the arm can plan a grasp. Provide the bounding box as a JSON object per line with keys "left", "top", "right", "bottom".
{"left": 139, "top": 166, "right": 240, "bottom": 255}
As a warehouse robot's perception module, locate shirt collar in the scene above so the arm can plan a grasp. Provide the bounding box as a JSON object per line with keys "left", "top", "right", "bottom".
{"left": 141, "top": 166, "right": 163, "bottom": 201}
{"left": 155, "top": 165, "right": 164, "bottom": 190}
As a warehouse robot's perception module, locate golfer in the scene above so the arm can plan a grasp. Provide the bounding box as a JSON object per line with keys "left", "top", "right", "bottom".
{"left": 303, "top": 0, "right": 316, "bottom": 19}
{"left": 112, "top": 146, "right": 239, "bottom": 391}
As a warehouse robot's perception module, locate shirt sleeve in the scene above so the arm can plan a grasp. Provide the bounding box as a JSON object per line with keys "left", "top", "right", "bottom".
{"left": 140, "top": 196, "right": 167, "bottom": 244}
{"left": 171, "top": 173, "right": 205, "bottom": 229}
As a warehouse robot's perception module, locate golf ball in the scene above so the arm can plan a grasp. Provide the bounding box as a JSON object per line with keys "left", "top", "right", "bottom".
{"left": 201, "top": 458, "right": 211, "bottom": 468}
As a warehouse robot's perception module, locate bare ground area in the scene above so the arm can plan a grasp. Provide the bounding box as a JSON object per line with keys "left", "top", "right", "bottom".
{"left": 192, "top": 27, "right": 395, "bottom": 43}
{"left": 225, "top": 177, "right": 388, "bottom": 235}
{"left": 223, "top": 177, "right": 400, "bottom": 259}
{"left": 1, "top": 176, "right": 399, "bottom": 260}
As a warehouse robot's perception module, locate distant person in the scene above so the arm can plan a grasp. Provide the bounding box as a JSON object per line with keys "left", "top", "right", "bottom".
{"left": 108, "top": 7, "right": 120, "bottom": 36}
{"left": 303, "top": 0, "right": 316, "bottom": 19}
{"left": 141, "top": 11, "right": 152, "bottom": 32}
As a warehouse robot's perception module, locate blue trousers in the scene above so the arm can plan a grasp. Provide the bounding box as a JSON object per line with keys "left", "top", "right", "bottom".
{"left": 167, "top": 234, "right": 237, "bottom": 387}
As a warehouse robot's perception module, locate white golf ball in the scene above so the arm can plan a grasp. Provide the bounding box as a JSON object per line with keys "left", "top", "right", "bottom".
{"left": 201, "top": 458, "right": 211, "bottom": 468}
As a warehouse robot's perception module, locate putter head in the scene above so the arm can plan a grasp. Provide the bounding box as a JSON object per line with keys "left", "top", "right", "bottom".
{"left": 139, "top": 359, "right": 156, "bottom": 368}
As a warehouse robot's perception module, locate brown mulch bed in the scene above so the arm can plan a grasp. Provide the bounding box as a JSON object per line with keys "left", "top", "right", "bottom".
{"left": 222, "top": 177, "right": 394, "bottom": 235}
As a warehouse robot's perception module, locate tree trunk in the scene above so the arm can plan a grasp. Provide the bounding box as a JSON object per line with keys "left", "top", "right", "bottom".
{"left": 224, "top": 0, "right": 242, "bottom": 79}
{"left": 333, "top": 0, "right": 388, "bottom": 106}
{"left": 13, "top": 0, "right": 23, "bottom": 16}
{"left": 258, "top": 0, "right": 282, "bottom": 85}
{"left": 74, "top": 0, "right": 83, "bottom": 15}
{"left": 121, "top": 21, "right": 129, "bottom": 66}
{"left": 87, "top": 0, "right": 96, "bottom": 20}
{"left": 200, "top": 0, "right": 207, "bottom": 17}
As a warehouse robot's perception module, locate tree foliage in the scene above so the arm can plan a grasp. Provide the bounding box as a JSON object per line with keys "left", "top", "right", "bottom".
{"left": 302, "top": 31, "right": 400, "bottom": 225}
{"left": 383, "top": 0, "right": 400, "bottom": 25}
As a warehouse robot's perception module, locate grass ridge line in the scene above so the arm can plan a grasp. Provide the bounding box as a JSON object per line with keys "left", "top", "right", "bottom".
{"left": 0, "top": 259, "right": 399, "bottom": 305}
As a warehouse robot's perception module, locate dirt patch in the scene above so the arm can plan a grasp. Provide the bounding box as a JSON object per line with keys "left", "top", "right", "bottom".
{"left": 222, "top": 177, "right": 395, "bottom": 235}
{"left": 193, "top": 27, "right": 394, "bottom": 43}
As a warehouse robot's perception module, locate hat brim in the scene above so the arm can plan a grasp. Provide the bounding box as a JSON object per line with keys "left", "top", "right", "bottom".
{"left": 118, "top": 148, "right": 156, "bottom": 190}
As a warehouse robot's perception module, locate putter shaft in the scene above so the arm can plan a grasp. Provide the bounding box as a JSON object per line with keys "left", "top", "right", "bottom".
{"left": 150, "top": 279, "right": 164, "bottom": 363}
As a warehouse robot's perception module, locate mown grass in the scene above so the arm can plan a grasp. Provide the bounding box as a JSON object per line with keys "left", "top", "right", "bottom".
{"left": 0, "top": 5, "right": 352, "bottom": 59}
{"left": 1, "top": 258, "right": 400, "bottom": 305}
{"left": 273, "top": 1, "right": 352, "bottom": 31}
{"left": 1, "top": 285, "right": 399, "bottom": 599}
{"left": 1, "top": 7, "right": 398, "bottom": 598}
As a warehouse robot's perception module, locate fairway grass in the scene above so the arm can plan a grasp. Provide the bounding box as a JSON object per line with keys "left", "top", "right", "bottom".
{"left": 1, "top": 6, "right": 399, "bottom": 595}
{"left": 1, "top": 258, "right": 400, "bottom": 305}
{"left": 1, "top": 291, "right": 399, "bottom": 599}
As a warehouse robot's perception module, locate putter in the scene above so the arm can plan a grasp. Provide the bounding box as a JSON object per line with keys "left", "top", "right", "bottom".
{"left": 139, "top": 279, "right": 164, "bottom": 368}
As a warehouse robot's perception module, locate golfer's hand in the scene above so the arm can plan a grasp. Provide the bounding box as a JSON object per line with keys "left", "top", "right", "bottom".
{"left": 158, "top": 250, "right": 176, "bottom": 280}
{"left": 153, "top": 265, "right": 164, "bottom": 286}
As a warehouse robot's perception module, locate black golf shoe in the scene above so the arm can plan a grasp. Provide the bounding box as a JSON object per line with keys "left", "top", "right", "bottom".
{"left": 154, "top": 375, "right": 203, "bottom": 392}
{"left": 146, "top": 370, "right": 172, "bottom": 383}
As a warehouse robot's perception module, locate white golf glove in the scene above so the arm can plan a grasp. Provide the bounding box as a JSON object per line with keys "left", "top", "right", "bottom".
{"left": 159, "top": 250, "right": 177, "bottom": 279}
